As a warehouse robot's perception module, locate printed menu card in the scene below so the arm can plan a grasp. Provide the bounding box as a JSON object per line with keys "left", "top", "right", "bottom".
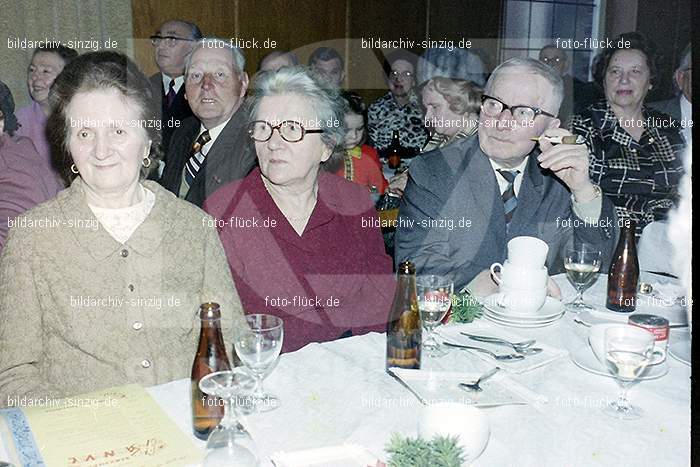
{"left": 0, "top": 384, "right": 202, "bottom": 466}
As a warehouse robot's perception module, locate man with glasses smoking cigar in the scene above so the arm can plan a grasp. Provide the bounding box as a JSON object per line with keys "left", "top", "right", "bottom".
{"left": 149, "top": 20, "right": 202, "bottom": 154}
{"left": 395, "top": 58, "right": 618, "bottom": 297}
{"left": 159, "top": 38, "right": 256, "bottom": 208}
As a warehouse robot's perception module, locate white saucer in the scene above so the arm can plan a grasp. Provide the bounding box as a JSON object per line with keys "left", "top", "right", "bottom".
{"left": 483, "top": 311, "right": 564, "bottom": 328}
{"left": 668, "top": 334, "right": 691, "bottom": 366}
{"left": 570, "top": 345, "right": 669, "bottom": 380}
{"left": 482, "top": 307, "right": 564, "bottom": 328}
{"left": 482, "top": 295, "right": 565, "bottom": 321}
{"left": 575, "top": 306, "right": 688, "bottom": 327}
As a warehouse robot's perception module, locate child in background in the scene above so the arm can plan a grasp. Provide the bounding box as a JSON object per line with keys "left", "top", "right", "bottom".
{"left": 336, "top": 92, "right": 388, "bottom": 195}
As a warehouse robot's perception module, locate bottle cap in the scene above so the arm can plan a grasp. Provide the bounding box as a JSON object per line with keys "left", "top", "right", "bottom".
{"left": 199, "top": 302, "right": 222, "bottom": 319}
{"left": 398, "top": 261, "right": 416, "bottom": 274}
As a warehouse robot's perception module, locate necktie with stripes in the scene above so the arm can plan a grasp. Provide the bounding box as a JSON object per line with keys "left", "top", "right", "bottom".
{"left": 497, "top": 169, "right": 520, "bottom": 226}
{"left": 165, "top": 79, "right": 176, "bottom": 108}
{"left": 184, "top": 130, "right": 211, "bottom": 187}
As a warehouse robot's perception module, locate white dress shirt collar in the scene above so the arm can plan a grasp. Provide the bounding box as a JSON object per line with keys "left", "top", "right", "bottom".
{"left": 198, "top": 116, "right": 232, "bottom": 155}
{"left": 488, "top": 156, "right": 529, "bottom": 197}
{"left": 161, "top": 74, "right": 185, "bottom": 94}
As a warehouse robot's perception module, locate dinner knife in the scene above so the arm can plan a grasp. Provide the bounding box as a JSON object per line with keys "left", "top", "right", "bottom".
{"left": 643, "top": 270, "right": 679, "bottom": 279}
{"left": 387, "top": 368, "right": 427, "bottom": 405}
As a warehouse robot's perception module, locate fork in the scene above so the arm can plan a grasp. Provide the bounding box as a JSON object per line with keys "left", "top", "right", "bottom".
{"left": 460, "top": 333, "right": 543, "bottom": 355}
{"left": 460, "top": 332, "right": 535, "bottom": 349}
{"left": 443, "top": 341, "right": 525, "bottom": 360}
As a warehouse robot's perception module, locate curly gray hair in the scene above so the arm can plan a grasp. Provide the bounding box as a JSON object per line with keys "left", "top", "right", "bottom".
{"left": 249, "top": 66, "right": 347, "bottom": 170}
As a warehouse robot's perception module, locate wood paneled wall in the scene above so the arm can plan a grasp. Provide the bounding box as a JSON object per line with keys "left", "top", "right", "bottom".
{"left": 130, "top": 0, "right": 504, "bottom": 103}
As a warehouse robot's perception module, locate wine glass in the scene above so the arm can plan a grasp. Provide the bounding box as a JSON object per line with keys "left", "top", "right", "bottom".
{"left": 564, "top": 246, "right": 602, "bottom": 311}
{"left": 416, "top": 275, "right": 453, "bottom": 357}
{"left": 603, "top": 326, "right": 655, "bottom": 420}
{"left": 198, "top": 369, "right": 258, "bottom": 467}
{"left": 234, "top": 314, "right": 284, "bottom": 412}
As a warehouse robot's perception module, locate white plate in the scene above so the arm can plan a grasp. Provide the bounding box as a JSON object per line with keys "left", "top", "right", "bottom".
{"left": 484, "top": 308, "right": 565, "bottom": 325}
{"left": 483, "top": 310, "right": 564, "bottom": 328}
{"left": 481, "top": 295, "right": 565, "bottom": 321}
{"left": 576, "top": 308, "right": 688, "bottom": 327}
{"left": 668, "top": 334, "right": 691, "bottom": 366}
{"left": 570, "top": 345, "right": 669, "bottom": 380}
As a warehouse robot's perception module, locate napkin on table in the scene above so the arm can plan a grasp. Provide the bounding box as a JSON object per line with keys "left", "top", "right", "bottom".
{"left": 437, "top": 326, "right": 568, "bottom": 374}
{"left": 270, "top": 443, "right": 379, "bottom": 467}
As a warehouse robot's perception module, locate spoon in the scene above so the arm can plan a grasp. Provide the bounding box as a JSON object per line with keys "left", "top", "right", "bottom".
{"left": 459, "top": 367, "right": 500, "bottom": 392}
{"left": 443, "top": 342, "right": 526, "bottom": 360}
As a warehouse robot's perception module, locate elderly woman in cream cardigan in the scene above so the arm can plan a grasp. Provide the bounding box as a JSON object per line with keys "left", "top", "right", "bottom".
{"left": 0, "top": 52, "right": 246, "bottom": 406}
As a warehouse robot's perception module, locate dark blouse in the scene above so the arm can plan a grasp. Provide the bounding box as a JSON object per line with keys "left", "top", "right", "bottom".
{"left": 204, "top": 168, "right": 395, "bottom": 353}
{"left": 569, "top": 101, "right": 685, "bottom": 236}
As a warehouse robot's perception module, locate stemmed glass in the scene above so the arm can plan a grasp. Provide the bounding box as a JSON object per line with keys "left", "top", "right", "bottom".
{"left": 234, "top": 314, "right": 284, "bottom": 412}
{"left": 564, "top": 246, "right": 602, "bottom": 311}
{"left": 416, "top": 275, "right": 454, "bottom": 357}
{"left": 603, "top": 326, "right": 655, "bottom": 420}
{"left": 198, "top": 369, "right": 258, "bottom": 466}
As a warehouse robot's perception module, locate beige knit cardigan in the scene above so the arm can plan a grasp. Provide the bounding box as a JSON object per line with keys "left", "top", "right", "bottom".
{"left": 0, "top": 178, "right": 246, "bottom": 406}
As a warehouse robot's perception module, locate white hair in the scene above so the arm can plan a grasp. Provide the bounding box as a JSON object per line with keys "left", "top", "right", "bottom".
{"left": 185, "top": 37, "right": 246, "bottom": 74}
{"left": 250, "top": 66, "right": 346, "bottom": 158}
{"left": 486, "top": 57, "right": 564, "bottom": 116}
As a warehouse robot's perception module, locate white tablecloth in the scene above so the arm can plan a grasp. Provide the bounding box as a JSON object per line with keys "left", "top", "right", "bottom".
{"left": 1, "top": 275, "right": 691, "bottom": 466}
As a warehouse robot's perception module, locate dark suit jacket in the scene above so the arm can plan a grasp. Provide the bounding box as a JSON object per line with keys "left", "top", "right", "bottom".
{"left": 649, "top": 96, "right": 682, "bottom": 122}
{"left": 394, "top": 136, "right": 618, "bottom": 290}
{"left": 149, "top": 73, "right": 193, "bottom": 153}
{"left": 158, "top": 108, "right": 256, "bottom": 208}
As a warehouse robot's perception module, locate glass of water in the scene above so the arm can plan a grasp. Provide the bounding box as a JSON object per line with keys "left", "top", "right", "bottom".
{"left": 233, "top": 314, "right": 284, "bottom": 412}
{"left": 564, "top": 245, "right": 602, "bottom": 312}
{"left": 416, "top": 275, "right": 453, "bottom": 357}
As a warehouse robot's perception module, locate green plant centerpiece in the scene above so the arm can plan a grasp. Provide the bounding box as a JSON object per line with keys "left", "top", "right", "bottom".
{"left": 449, "top": 289, "right": 483, "bottom": 324}
{"left": 385, "top": 433, "right": 464, "bottom": 467}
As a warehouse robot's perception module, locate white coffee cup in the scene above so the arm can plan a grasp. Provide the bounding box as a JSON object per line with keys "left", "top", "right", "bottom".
{"left": 496, "top": 286, "right": 547, "bottom": 314}
{"left": 418, "top": 402, "right": 490, "bottom": 462}
{"left": 490, "top": 261, "right": 548, "bottom": 290}
{"left": 588, "top": 323, "right": 666, "bottom": 366}
{"left": 507, "top": 236, "right": 549, "bottom": 269}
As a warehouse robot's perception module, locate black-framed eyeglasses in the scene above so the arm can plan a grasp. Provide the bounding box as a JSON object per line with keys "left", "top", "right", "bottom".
{"left": 150, "top": 35, "right": 195, "bottom": 47}
{"left": 247, "top": 120, "right": 324, "bottom": 143}
{"left": 389, "top": 70, "right": 413, "bottom": 80}
{"left": 480, "top": 95, "right": 556, "bottom": 122}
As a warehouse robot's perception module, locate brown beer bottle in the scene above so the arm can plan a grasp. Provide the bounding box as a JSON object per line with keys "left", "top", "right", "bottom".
{"left": 386, "top": 261, "right": 422, "bottom": 370}
{"left": 606, "top": 220, "right": 639, "bottom": 312}
{"left": 191, "top": 302, "right": 231, "bottom": 440}
{"left": 387, "top": 130, "right": 402, "bottom": 170}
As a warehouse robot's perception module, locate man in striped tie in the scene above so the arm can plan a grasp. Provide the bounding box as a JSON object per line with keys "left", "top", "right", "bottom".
{"left": 149, "top": 20, "right": 201, "bottom": 156}
{"left": 159, "top": 38, "right": 256, "bottom": 208}
{"left": 395, "top": 57, "right": 618, "bottom": 297}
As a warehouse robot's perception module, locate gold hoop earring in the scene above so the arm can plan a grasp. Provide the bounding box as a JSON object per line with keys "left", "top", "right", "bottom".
{"left": 142, "top": 157, "right": 151, "bottom": 168}
{"left": 70, "top": 164, "right": 79, "bottom": 174}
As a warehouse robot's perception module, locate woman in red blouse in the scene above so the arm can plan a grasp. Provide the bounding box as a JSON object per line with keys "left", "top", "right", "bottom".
{"left": 204, "top": 67, "right": 395, "bottom": 353}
